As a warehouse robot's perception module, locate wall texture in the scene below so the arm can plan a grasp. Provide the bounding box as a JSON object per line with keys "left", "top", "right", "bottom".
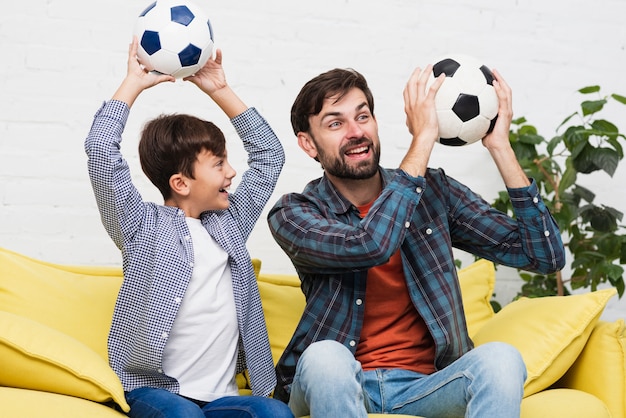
{"left": 1, "top": 0, "right": 625, "bottom": 318}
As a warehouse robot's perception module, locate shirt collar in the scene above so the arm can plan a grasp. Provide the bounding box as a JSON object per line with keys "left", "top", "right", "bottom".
{"left": 310, "top": 167, "right": 393, "bottom": 215}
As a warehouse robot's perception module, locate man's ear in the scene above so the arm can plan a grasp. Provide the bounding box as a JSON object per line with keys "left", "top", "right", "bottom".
{"left": 297, "top": 132, "right": 319, "bottom": 160}
{"left": 169, "top": 173, "right": 190, "bottom": 197}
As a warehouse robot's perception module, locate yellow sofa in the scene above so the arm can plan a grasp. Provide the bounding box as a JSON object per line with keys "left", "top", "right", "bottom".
{"left": 1, "top": 247, "right": 624, "bottom": 418}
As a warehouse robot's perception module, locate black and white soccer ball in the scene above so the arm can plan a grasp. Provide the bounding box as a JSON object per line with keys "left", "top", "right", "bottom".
{"left": 133, "top": 1, "right": 214, "bottom": 78}
{"left": 428, "top": 55, "right": 499, "bottom": 146}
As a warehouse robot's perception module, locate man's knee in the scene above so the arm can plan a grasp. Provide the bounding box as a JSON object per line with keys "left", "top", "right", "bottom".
{"left": 297, "top": 340, "right": 358, "bottom": 380}
{"left": 473, "top": 342, "right": 527, "bottom": 389}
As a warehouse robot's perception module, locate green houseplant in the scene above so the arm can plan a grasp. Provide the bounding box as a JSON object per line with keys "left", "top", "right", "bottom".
{"left": 491, "top": 86, "right": 626, "bottom": 300}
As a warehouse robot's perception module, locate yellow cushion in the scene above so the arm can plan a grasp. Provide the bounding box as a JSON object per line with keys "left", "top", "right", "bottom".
{"left": 472, "top": 288, "right": 616, "bottom": 397}
{"left": 520, "top": 388, "right": 610, "bottom": 418}
{"left": 0, "top": 311, "right": 129, "bottom": 412}
{"left": 556, "top": 319, "right": 626, "bottom": 418}
{"left": 0, "top": 247, "right": 123, "bottom": 360}
{"left": 257, "top": 273, "right": 306, "bottom": 364}
{"left": 457, "top": 259, "right": 495, "bottom": 338}
{"left": 0, "top": 386, "right": 127, "bottom": 418}
{"left": 252, "top": 258, "right": 262, "bottom": 278}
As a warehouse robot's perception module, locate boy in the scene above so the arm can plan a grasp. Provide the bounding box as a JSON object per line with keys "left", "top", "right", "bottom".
{"left": 85, "top": 39, "right": 293, "bottom": 418}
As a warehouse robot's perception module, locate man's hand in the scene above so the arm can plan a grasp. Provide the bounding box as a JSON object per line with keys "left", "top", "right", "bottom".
{"left": 481, "top": 69, "right": 514, "bottom": 152}
{"left": 480, "top": 69, "right": 530, "bottom": 189}
{"left": 399, "top": 65, "right": 445, "bottom": 178}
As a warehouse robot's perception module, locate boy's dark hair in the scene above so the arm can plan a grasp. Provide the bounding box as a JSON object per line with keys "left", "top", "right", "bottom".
{"left": 290, "top": 68, "right": 375, "bottom": 135}
{"left": 138, "top": 114, "right": 226, "bottom": 200}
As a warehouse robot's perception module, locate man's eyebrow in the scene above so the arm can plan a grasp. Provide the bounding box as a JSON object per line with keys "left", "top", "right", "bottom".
{"left": 319, "top": 101, "right": 369, "bottom": 122}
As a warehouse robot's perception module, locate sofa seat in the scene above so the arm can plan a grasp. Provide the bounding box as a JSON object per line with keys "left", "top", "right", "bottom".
{"left": 1, "top": 247, "right": 624, "bottom": 417}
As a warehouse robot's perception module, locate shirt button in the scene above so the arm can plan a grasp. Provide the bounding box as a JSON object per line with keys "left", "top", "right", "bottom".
{"left": 349, "top": 340, "right": 356, "bottom": 347}
{"left": 404, "top": 221, "right": 410, "bottom": 228}
{"left": 426, "top": 228, "right": 433, "bottom": 235}
{"left": 174, "top": 297, "right": 182, "bottom": 304}
{"left": 189, "top": 262, "right": 194, "bottom": 268}
{"left": 533, "top": 197, "right": 539, "bottom": 204}
{"left": 544, "top": 230, "right": 550, "bottom": 237}
{"left": 157, "top": 368, "right": 163, "bottom": 373}
{"left": 161, "top": 332, "right": 168, "bottom": 339}
{"left": 184, "top": 235, "right": 191, "bottom": 241}
{"left": 356, "top": 299, "right": 363, "bottom": 306}
{"left": 416, "top": 186, "right": 423, "bottom": 193}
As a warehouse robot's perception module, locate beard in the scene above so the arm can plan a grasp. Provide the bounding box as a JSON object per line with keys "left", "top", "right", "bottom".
{"left": 315, "top": 137, "right": 381, "bottom": 180}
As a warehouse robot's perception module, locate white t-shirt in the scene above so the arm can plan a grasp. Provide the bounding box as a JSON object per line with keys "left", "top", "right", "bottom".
{"left": 162, "top": 217, "right": 240, "bottom": 401}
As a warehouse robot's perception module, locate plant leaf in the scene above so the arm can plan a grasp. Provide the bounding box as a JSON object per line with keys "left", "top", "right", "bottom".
{"left": 581, "top": 99, "right": 606, "bottom": 116}
{"left": 589, "top": 147, "right": 619, "bottom": 177}
{"left": 580, "top": 206, "right": 618, "bottom": 232}
{"left": 573, "top": 185, "right": 596, "bottom": 204}
{"left": 558, "top": 112, "right": 578, "bottom": 130}
{"left": 603, "top": 263, "right": 624, "bottom": 280}
{"left": 559, "top": 164, "right": 577, "bottom": 194}
{"left": 611, "top": 93, "right": 626, "bottom": 105}
{"left": 602, "top": 205, "right": 624, "bottom": 222}
{"left": 606, "top": 136, "right": 625, "bottom": 159}
{"left": 591, "top": 119, "right": 618, "bottom": 135}
{"left": 547, "top": 135, "right": 562, "bottom": 156}
{"left": 571, "top": 144, "right": 600, "bottom": 174}
{"left": 565, "top": 126, "right": 590, "bottom": 154}
{"left": 519, "top": 133, "right": 544, "bottom": 145}
{"left": 579, "top": 86, "right": 600, "bottom": 94}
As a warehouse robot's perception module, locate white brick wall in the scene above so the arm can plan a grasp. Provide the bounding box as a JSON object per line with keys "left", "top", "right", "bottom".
{"left": 1, "top": 0, "right": 625, "bottom": 318}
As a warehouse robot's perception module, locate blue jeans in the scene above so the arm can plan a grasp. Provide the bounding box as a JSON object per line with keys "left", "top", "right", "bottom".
{"left": 125, "top": 387, "right": 294, "bottom": 418}
{"left": 288, "top": 340, "right": 526, "bottom": 418}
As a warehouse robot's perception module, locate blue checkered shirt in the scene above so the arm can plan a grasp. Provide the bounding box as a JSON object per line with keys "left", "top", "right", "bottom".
{"left": 85, "top": 100, "right": 284, "bottom": 397}
{"left": 267, "top": 167, "right": 565, "bottom": 401}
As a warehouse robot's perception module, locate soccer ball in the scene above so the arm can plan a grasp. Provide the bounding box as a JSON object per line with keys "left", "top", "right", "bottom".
{"left": 428, "top": 55, "right": 499, "bottom": 146}
{"left": 133, "top": 0, "right": 214, "bottom": 78}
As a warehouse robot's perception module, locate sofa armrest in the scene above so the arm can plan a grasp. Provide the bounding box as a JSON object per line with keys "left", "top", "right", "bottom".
{"left": 0, "top": 311, "right": 129, "bottom": 413}
{"left": 0, "top": 386, "right": 127, "bottom": 417}
{"left": 556, "top": 319, "right": 626, "bottom": 418}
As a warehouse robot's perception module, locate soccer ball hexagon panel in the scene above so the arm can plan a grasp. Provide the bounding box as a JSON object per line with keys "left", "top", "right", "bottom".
{"left": 134, "top": 1, "right": 214, "bottom": 78}
{"left": 428, "top": 55, "right": 499, "bottom": 146}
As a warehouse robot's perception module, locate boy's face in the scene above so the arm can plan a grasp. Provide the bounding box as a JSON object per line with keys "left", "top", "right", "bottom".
{"left": 188, "top": 148, "right": 236, "bottom": 212}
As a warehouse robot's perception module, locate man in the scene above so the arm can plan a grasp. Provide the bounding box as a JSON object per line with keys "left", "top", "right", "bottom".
{"left": 267, "top": 65, "right": 565, "bottom": 417}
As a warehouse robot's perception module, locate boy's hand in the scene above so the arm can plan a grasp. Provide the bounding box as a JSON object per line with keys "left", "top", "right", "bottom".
{"left": 184, "top": 48, "right": 227, "bottom": 95}
{"left": 185, "top": 48, "right": 247, "bottom": 118}
{"left": 112, "top": 38, "right": 175, "bottom": 107}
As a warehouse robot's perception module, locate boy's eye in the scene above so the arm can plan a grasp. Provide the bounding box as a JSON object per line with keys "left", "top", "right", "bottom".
{"left": 329, "top": 121, "right": 341, "bottom": 128}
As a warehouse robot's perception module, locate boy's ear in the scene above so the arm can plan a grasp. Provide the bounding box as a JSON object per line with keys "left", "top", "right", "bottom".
{"left": 297, "top": 132, "right": 319, "bottom": 160}
{"left": 169, "top": 173, "right": 190, "bottom": 196}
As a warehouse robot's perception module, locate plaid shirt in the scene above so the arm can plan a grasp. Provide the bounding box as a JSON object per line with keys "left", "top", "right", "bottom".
{"left": 267, "top": 167, "right": 565, "bottom": 401}
{"left": 85, "top": 100, "right": 284, "bottom": 397}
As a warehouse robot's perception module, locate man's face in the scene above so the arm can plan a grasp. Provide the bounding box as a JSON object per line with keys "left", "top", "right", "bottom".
{"left": 302, "top": 87, "right": 380, "bottom": 180}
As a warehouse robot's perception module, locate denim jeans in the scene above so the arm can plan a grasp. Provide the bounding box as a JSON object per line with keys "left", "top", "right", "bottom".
{"left": 288, "top": 339, "right": 526, "bottom": 418}
{"left": 125, "top": 387, "right": 294, "bottom": 418}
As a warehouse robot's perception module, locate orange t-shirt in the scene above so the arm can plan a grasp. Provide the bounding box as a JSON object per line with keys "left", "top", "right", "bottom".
{"left": 354, "top": 201, "right": 436, "bottom": 374}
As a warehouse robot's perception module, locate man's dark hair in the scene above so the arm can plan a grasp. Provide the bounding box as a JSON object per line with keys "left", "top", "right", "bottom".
{"left": 290, "top": 68, "right": 375, "bottom": 135}
{"left": 138, "top": 114, "right": 226, "bottom": 200}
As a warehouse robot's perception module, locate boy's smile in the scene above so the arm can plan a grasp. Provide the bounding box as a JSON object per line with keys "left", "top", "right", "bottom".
{"left": 173, "top": 149, "right": 236, "bottom": 218}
